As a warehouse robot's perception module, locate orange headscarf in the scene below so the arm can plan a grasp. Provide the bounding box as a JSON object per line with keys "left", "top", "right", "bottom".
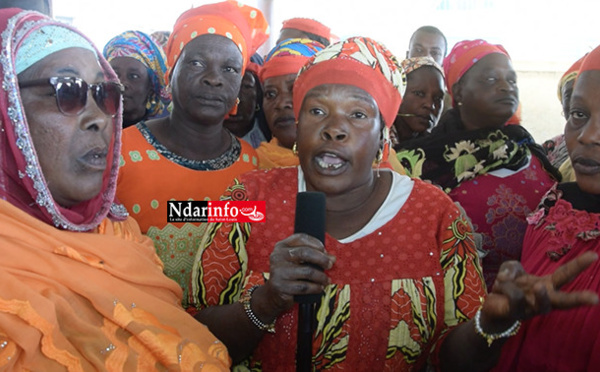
{"left": 164, "top": 0, "right": 269, "bottom": 83}
{"left": 281, "top": 18, "right": 330, "bottom": 42}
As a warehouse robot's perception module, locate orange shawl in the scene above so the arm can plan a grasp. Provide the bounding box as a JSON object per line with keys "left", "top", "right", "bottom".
{"left": 0, "top": 199, "right": 230, "bottom": 371}
{"left": 256, "top": 138, "right": 299, "bottom": 170}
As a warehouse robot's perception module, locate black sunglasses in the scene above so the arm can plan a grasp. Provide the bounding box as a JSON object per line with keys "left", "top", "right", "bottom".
{"left": 18, "top": 76, "right": 123, "bottom": 117}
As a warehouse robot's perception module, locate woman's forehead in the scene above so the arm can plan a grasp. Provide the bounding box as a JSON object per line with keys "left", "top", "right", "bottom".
{"left": 21, "top": 48, "right": 102, "bottom": 79}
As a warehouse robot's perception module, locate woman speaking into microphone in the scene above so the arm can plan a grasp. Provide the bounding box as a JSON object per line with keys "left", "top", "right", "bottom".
{"left": 188, "top": 37, "right": 598, "bottom": 372}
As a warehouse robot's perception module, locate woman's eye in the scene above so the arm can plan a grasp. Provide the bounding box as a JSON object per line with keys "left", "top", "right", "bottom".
{"left": 264, "top": 90, "right": 277, "bottom": 100}
{"left": 224, "top": 66, "right": 239, "bottom": 73}
{"left": 129, "top": 73, "right": 140, "bottom": 80}
{"left": 569, "top": 110, "right": 588, "bottom": 120}
{"left": 412, "top": 90, "right": 425, "bottom": 97}
{"left": 351, "top": 111, "right": 367, "bottom": 119}
{"left": 309, "top": 107, "right": 325, "bottom": 115}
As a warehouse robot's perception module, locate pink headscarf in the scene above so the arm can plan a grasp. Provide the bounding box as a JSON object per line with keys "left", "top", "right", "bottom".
{"left": 443, "top": 39, "right": 510, "bottom": 106}
{"left": 0, "top": 9, "right": 126, "bottom": 231}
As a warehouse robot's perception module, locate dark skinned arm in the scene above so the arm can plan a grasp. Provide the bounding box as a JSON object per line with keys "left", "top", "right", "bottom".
{"left": 438, "top": 251, "right": 599, "bottom": 372}
{"left": 195, "top": 233, "right": 335, "bottom": 364}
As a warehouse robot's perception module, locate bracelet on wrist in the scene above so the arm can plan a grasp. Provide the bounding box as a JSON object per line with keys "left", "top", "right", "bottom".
{"left": 474, "top": 307, "right": 521, "bottom": 347}
{"left": 239, "top": 285, "right": 276, "bottom": 334}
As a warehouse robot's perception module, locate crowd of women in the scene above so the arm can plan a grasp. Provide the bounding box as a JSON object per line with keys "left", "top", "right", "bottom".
{"left": 0, "top": 0, "right": 598, "bottom": 371}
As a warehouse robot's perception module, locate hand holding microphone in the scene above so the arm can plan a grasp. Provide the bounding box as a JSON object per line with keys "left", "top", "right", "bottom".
{"left": 292, "top": 191, "right": 328, "bottom": 372}
{"left": 263, "top": 193, "right": 334, "bottom": 313}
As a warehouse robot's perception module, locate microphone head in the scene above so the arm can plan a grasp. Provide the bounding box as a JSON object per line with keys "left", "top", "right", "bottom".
{"left": 294, "top": 191, "right": 326, "bottom": 244}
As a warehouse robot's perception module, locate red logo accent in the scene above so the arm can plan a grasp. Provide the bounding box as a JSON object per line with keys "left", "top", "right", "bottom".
{"left": 206, "top": 201, "right": 266, "bottom": 223}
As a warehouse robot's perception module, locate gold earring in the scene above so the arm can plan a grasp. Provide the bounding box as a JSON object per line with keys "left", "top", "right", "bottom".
{"left": 145, "top": 98, "right": 157, "bottom": 110}
{"left": 292, "top": 142, "right": 298, "bottom": 155}
{"left": 229, "top": 98, "right": 240, "bottom": 116}
{"left": 376, "top": 148, "right": 384, "bottom": 163}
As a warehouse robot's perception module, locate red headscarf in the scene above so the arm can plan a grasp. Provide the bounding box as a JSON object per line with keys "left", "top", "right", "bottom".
{"left": 0, "top": 9, "right": 126, "bottom": 231}
{"left": 580, "top": 47, "right": 600, "bottom": 73}
{"left": 281, "top": 18, "right": 330, "bottom": 42}
{"left": 164, "top": 0, "right": 269, "bottom": 83}
{"left": 294, "top": 36, "right": 404, "bottom": 128}
{"left": 443, "top": 39, "right": 510, "bottom": 106}
{"left": 293, "top": 37, "right": 404, "bottom": 162}
{"left": 558, "top": 54, "right": 587, "bottom": 100}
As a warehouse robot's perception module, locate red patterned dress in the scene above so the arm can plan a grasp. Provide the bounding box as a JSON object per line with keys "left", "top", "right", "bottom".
{"left": 191, "top": 168, "right": 486, "bottom": 371}
{"left": 493, "top": 184, "right": 600, "bottom": 372}
{"left": 448, "top": 156, "right": 555, "bottom": 288}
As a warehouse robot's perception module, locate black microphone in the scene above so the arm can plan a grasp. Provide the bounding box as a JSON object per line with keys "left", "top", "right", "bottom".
{"left": 293, "top": 191, "right": 326, "bottom": 372}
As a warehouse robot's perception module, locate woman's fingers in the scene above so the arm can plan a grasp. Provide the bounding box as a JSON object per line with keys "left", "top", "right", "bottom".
{"left": 551, "top": 251, "right": 598, "bottom": 289}
{"left": 272, "top": 233, "right": 335, "bottom": 270}
{"left": 485, "top": 253, "right": 599, "bottom": 323}
{"left": 268, "top": 233, "right": 336, "bottom": 301}
{"left": 545, "top": 288, "right": 599, "bottom": 310}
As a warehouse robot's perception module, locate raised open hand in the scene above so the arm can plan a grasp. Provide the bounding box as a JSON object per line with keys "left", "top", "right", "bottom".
{"left": 482, "top": 251, "right": 599, "bottom": 326}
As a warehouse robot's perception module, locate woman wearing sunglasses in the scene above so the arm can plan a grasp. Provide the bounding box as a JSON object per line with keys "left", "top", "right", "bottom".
{"left": 115, "top": 1, "right": 269, "bottom": 310}
{"left": 0, "top": 9, "right": 230, "bottom": 370}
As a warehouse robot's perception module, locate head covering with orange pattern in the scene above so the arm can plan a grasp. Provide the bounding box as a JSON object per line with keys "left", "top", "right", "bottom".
{"left": 293, "top": 36, "right": 404, "bottom": 129}
{"left": 259, "top": 38, "right": 324, "bottom": 82}
{"left": 401, "top": 56, "right": 444, "bottom": 78}
{"left": 293, "top": 37, "right": 405, "bottom": 162}
{"left": 164, "top": 0, "right": 269, "bottom": 83}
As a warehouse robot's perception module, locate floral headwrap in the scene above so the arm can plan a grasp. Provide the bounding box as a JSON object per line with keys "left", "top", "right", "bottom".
{"left": 401, "top": 56, "right": 444, "bottom": 79}
{"left": 259, "top": 38, "right": 325, "bottom": 82}
{"left": 294, "top": 36, "right": 404, "bottom": 129}
{"left": 281, "top": 18, "right": 330, "bottom": 42}
{"left": 557, "top": 54, "right": 586, "bottom": 101}
{"left": 103, "top": 30, "right": 170, "bottom": 118}
{"left": 0, "top": 9, "right": 127, "bottom": 231}
{"left": 164, "top": 0, "right": 269, "bottom": 83}
{"left": 443, "top": 39, "right": 509, "bottom": 107}
{"left": 293, "top": 37, "right": 404, "bottom": 162}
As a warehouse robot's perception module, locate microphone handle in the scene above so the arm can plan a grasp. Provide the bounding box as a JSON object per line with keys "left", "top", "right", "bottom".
{"left": 296, "top": 302, "right": 316, "bottom": 372}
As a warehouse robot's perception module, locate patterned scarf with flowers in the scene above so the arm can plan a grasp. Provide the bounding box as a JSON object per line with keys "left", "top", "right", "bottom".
{"left": 394, "top": 108, "right": 560, "bottom": 193}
